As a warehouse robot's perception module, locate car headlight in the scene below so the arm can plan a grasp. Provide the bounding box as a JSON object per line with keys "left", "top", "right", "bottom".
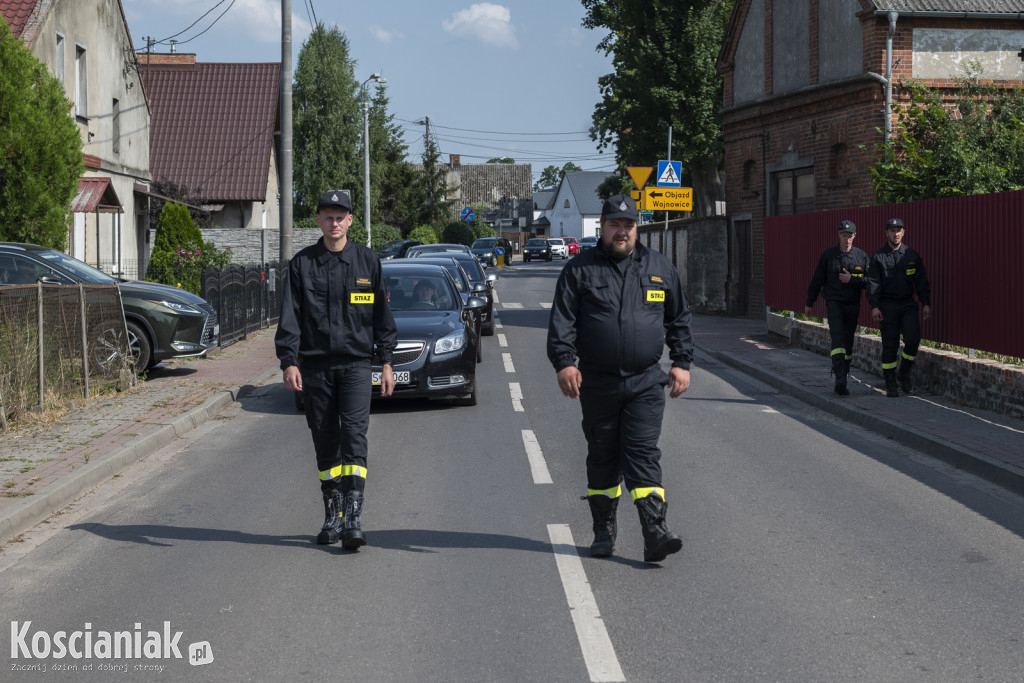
{"left": 148, "top": 299, "right": 200, "bottom": 314}
{"left": 434, "top": 330, "right": 466, "bottom": 355}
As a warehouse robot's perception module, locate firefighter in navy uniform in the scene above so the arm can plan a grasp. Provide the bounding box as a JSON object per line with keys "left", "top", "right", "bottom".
{"left": 804, "top": 220, "right": 869, "bottom": 396}
{"left": 547, "top": 195, "right": 694, "bottom": 564}
{"left": 866, "top": 218, "right": 932, "bottom": 397}
{"left": 275, "top": 190, "right": 398, "bottom": 548}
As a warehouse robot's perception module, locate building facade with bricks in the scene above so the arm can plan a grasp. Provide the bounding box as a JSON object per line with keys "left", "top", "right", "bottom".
{"left": 717, "top": 0, "right": 1024, "bottom": 316}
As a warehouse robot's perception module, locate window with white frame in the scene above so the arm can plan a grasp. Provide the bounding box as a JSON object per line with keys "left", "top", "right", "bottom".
{"left": 74, "top": 44, "right": 88, "bottom": 118}
{"left": 55, "top": 33, "right": 65, "bottom": 85}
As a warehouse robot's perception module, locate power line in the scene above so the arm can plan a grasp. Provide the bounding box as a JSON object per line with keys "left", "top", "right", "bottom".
{"left": 395, "top": 117, "right": 590, "bottom": 136}
{"left": 137, "top": 0, "right": 236, "bottom": 49}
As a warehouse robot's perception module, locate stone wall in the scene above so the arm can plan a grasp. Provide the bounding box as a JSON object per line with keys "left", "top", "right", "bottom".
{"left": 200, "top": 227, "right": 322, "bottom": 264}
{"left": 639, "top": 215, "right": 729, "bottom": 314}
{"left": 772, "top": 314, "right": 1024, "bottom": 419}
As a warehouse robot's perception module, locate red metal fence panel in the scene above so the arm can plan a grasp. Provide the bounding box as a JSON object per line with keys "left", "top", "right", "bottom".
{"left": 765, "top": 190, "right": 1024, "bottom": 358}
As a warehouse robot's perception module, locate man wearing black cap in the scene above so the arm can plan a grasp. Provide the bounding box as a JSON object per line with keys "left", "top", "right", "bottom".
{"left": 275, "top": 190, "right": 398, "bottom": 549}
{"left": 867, "top": 218, "right": 931, "bottom": 397}
{"left": 804, "top": 220, "right": 869, "bottom": 395}
{"left": 547, "top": 195, "right": 694, "bottom": 564}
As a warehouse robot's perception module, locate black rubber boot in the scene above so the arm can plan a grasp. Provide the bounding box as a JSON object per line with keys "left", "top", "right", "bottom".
{"left": 583, "top": 495, "right": 618, "bottom": 558}
{"left": 635, "top": 494, "right": 682, "bottom": 563}
{"left": 341, "top": 490, "right": 366, "bottom": 549}
{"left": 884, "top": 369, "right": 899, "bottom": 398}
{"left": 832, "top": 355, "right": 849, "bottom": 396}
{"left": 898, "top": 359, "right": 914, "bottom": 394}
{"left": 316, "top": 489, "right": 343, "bottom": 545}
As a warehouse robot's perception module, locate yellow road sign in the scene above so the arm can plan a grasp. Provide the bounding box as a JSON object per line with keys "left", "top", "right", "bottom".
{"left": 641, "top": 186, "right": 693, "bottom": 212}
{"left": 627, "top": 166, "right": 653, "bottom": 190}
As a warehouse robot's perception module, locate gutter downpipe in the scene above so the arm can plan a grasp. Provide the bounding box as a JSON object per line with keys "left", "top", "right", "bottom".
{"left": 885, "top": 11, "right": 898, "bottom": 142}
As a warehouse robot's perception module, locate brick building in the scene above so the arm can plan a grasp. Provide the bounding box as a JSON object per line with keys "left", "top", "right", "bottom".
{"left": 717, "top": 0, "right": 1024, "bottom": 316}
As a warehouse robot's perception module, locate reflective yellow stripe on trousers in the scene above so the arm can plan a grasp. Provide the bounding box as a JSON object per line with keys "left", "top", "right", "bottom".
{"left": 630, "top": 487, "right": 665, "bottom": 502}
{"left": 318, "top": 465, "right": 368, "bottom": 481}
{"left": 587, "top": 484, "right": 622, "bottom": 499}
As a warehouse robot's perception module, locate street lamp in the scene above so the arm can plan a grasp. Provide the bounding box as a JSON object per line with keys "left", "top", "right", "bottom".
{"left": 362, "top": 73, "right": 386, "bottom": 249}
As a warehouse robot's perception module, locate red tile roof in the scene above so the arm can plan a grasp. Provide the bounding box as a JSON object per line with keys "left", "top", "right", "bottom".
{"left": 139, "top": 61, "right": 280, "bottom": 202}
{"left": 0, "top": 0, "right": 41, "bottom": 39}
{"left": 72, "top": 177, "right": 122, "bottom": 213}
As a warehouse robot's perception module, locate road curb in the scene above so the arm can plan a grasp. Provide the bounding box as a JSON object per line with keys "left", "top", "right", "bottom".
{"left": 0, "top": 366, "right": 281, "bottom": 548}
{"left": 696, "top": 344, "right": 1024, "bottom": 497}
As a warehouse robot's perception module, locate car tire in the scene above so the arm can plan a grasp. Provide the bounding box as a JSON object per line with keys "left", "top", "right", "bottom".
{"left": 476, "top": 336, "right": 483, "bottom": 363}
{"left": 483, "top": 320, "right": 495, "bottom": 336}
{"left": 88, "top": 325, "right": 128, "bottom": 376}
{"left": 524, "top": 256, "right": 530, "bottom": 262}
{"left": 126, "top": 320, "right": 153, "bottom": 371}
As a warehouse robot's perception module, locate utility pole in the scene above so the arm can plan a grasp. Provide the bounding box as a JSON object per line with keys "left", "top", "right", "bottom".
{"left": 279, "top": 0, "right": 293, "bottom": 263}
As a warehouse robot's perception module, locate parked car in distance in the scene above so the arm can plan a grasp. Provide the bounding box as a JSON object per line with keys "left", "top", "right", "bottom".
{"left": 375, "top": 239, "right": 423, "bottom": 260}
{"left": 408, "top": 256, "right": 483, "bottom": 360}
{"left": 447, "top": 252, "right": 497, "bottom": 336}
{"left": 564, "top": 236, "right": 580, "bottom": 255}
{"left": 0, "top": 242, "right": 218, "bottom": 371}
{"left": 377, "top": 260, "right": 485, "bottom": 405}
{"left": 547, "top": 238, "right": 569, "bottom": 260}
{"left": 579, "top": 236, "right": 599, "bottom": 252}
{"left": 470, "top": 236, "right": 514, "bottom": 267}
{"left": 523, "top": 237, "right": 553, "bottom": 262}
{"left": 404, "top": 243, "right": 473, "bottom": 259}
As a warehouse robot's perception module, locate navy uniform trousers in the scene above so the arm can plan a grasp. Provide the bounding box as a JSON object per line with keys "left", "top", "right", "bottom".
{"left": 578, "top": 364, "right": 669, "bottom": 493}
{"left": 302, "top": 363, "right": 371, "bottom": 494}
{"left": 878, "top": 300, "right": 921, "bottom": 368}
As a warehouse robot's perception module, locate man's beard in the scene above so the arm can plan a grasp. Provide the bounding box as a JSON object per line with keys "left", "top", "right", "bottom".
{"left": 603, "top": 238, "right": 634, "bottom": 259}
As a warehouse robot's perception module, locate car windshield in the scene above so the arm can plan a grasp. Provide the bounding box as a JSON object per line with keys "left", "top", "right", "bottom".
{"left": 37, "top": 250, "right": 116, "bottom": 284}
{"left": 548, "top": 239, "right": 564, "bottom": 245}
{"left": 581, "top": 237, "right": 598, "bottom": 244}
{"left": 385, "top": 273, "right": 459, "bottom": 312}
{"left": 472, "top": 238, "right": 496, "bottom": 248}
{"left": 526, "top": 239, "right": 548, "bottom": 246}
{"left": 456, "top": 257, "right": 484, "bottom": 281}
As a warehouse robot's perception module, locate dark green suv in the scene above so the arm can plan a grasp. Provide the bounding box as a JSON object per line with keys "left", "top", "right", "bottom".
{"left": 0, "top": 242, "right": 219, "bottom": 370}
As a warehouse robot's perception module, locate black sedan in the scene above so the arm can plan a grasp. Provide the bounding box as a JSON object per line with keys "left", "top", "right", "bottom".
{"left": 375, "top": 261, "right": 485, "bottom": 405}
{"left": 447, "top": 252, "right": 497, "bottom": 335}
{"left": 523, "top": 237, "right": 553, "bottom": 262}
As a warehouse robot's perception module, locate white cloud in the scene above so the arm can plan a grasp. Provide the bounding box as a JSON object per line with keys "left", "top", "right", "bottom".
{"left": 370, "top": 25, "right": 406, "bottom": 43}
{"left": 442, "top": 3, "right": 518, "bottom": 49}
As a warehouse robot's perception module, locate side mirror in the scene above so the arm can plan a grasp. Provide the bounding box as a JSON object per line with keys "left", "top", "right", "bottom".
{"left": 466, "top": 295, "right": 486, "bottom": 311}
{"left": 486, "top": 274, "right": 497, "bottom": 284}
{"left": 471, "top": 283, "right": 487, "bottom": 294}
{"left": 38, "top": 275, "right": 63, "bottom": 284}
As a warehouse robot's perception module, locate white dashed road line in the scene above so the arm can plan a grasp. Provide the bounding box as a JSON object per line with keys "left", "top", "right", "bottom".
{"left": 498, "top": 333, "right": 508, "bottom": 347}
{"left": 547, "top": 524, "right": 626, "bottom": 683}
{"left": 509, "top": 382, "right": 524, "bottom": 412}
{"left": 540, "top": 302, "right": 552, "bottom": 309}
{"left": 502, "top": 353, "right": 516, "bottom": 373}
{"left": 521, "top": 430, "right": 552, "bottom": 484}
{"left": 501, "top": 302, "right": 524, "bottom": 309}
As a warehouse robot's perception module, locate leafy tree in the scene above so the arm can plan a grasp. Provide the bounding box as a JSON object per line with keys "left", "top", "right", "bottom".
{"left": 442, "top": 220, "right": 475, "bottom": 246}
{"left": 533, "top": 162, "right": 583, "bottom": 191}
{"left": 367, "top": 83, "right": 423, "bottom": 233}
{"left": 487, "top": 157, "right": 515, "bottom": 164}
{"left": 408, "top": 225, "right": 438, "bottom": 244}
{"left": 870, "top": 71, "right": 1024, "bottom": 203}
{"left": 465, "top": 202, "right": 494, "bottom": 240}
{"left": 583, "top": 0, "right": 733, "bottom": 214}
{"left": 0, "top": 17, "right": 84, "bottom": 248}
{"left": 146, "top": 202, "right": 231, "bottom": 294}
{"left": 292, "top": 23, "right": 361, "bottom": 221}
{"left": 417, "top": 126, "right": 455, "bottom": 228}
{"left": 152, "top": 203, "right": 203, "bottom": 253}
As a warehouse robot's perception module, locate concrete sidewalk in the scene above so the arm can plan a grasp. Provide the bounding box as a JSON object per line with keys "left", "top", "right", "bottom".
{"left": 0, "top": 328, "right": 282, "bottom": 545}
{"left": 692, "top": 314, "right": 1024, "bottom": 497}
{"left": 2, "top": 316, "right": 1022, "bottom": 548}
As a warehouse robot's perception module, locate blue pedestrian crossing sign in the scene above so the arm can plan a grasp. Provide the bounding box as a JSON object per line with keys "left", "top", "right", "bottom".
{"left": 656, "top": 160, "right": 682, "bottom": 187}
{"left": 461, "top": 207, "right": 475, "bottom": 222}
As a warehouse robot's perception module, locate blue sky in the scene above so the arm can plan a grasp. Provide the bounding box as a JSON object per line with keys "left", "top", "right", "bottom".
{"left": 121, "top": 0, "right": 619, "bottom": 181}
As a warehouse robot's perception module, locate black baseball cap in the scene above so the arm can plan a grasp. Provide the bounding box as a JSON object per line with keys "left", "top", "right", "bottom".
{"left": 601, "top": 195, "right": 638, "bottom": 222}
{"left": 886, "top": 218, "right": 904, "bottom": 229}
{"left": 317, "top": 190, "right": 352, "bottom": 213}
{"left": 839, "top": 220, "right": 856, "bottom": 233}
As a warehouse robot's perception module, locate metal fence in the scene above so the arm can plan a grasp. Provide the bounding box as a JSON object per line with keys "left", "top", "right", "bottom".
{"left": 764, "top": 189, "right": 1024, "bottom": 359}
{"left": 200, "top": 262, "right": 285, "bottom": 347}
{"left": 0, "top": 284, "right": 132, "bottom": 428}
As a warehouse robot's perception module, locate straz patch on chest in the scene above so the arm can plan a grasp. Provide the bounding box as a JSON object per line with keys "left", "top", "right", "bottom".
{"left": 646, "top": 289, "right": 666, "bottom": 303}
{"left": 351, "top": 292, "right": 374, "bottom": 304}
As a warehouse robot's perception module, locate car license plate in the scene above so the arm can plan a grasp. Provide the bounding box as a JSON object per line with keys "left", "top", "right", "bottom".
{"left": 373, "top": 370, "right": 410, "bottom": 385}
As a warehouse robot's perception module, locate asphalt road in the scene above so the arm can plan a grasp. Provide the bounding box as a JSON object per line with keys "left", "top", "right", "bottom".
{"left": 2, "top": 259, "right": 1023, "bottom": 682}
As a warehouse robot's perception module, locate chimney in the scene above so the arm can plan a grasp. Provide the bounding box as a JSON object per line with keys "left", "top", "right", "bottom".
{"left": 135, "top": 52, "right": 197, "bottom": 65}
{"left": 450, "top": 154, "right": 460, "bottom": 167}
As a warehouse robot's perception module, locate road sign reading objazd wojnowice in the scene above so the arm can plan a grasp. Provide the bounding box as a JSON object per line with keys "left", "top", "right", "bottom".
{"left": 641, "top": 186, "right": 692, "bottom": 212}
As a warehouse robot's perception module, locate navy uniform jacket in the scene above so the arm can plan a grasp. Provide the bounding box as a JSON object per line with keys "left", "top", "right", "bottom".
{"left": 275, "top": 238, "right": 397, "bottom": 370}
{"left": 806, "top": 245, "right": 868, "bottom": 307}
{"left": 866, "top": 244, "right": 931, "bottom": 309}
{"left": 547, "top": 241, "right": 693, "bottom": 376}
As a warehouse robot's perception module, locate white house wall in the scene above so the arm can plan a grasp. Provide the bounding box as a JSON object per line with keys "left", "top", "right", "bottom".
{"left": 30, "top": 0, "right": 151, "bottom": 269}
